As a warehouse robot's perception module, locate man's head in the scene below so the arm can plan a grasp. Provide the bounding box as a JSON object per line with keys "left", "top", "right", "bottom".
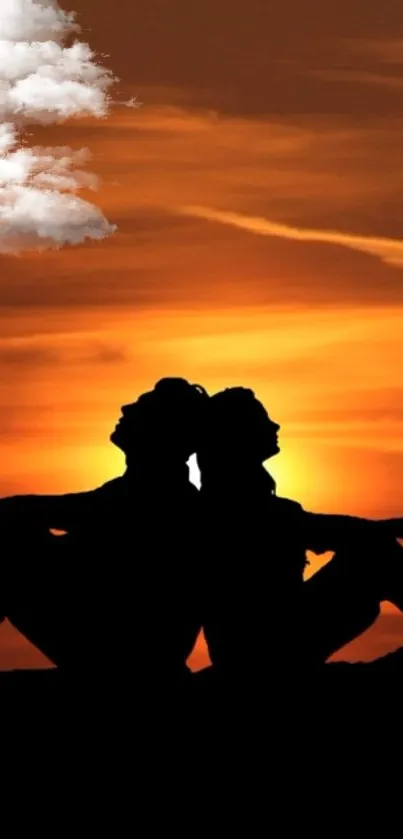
{"left": 111, "top": 377, "right": 208, "bottom": 463}
{"left": 197, "top": 387, "right": 280, "bottom": 469}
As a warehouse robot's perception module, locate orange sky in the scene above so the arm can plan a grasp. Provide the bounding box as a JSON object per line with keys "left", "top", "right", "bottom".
{"left": 0, "top": 0, "right": 402, "bottom": 669}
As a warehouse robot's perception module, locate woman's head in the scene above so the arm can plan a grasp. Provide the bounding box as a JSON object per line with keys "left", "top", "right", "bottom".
{"left": 197, "top": 387, "right": 280, "bottom": 470}
{"left": 111, "top": 377, "right": 208, "bottom": 463}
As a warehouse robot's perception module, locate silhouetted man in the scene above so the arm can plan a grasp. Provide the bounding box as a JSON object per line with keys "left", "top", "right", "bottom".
{"left": 197, "top": 388, "right": 403, "bottom": 675}
{"left": 0, "top": 378, "right": 208, "bottom": 685}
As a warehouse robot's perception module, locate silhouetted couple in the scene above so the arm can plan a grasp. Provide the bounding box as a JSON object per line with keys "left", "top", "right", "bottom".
{"left": 0, "top": 377, "right": 402, "bottom": 688}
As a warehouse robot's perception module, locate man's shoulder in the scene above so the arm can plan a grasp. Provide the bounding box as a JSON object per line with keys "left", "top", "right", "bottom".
{"left": 272, "top": 495, "right": 304, "bottom": 516}
{"left": 63, "top": 477, "right": 125, "bottom": 511}
{"left": 92, "top": 477, "right": 126, "bottom": 497}
{"left": 93, "top": 476, "right": 200, "bottom": 497}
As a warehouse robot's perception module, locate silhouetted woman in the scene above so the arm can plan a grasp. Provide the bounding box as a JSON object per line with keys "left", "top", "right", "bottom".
{"left": 197, "top": 387, "right": 403, "bottom": 677}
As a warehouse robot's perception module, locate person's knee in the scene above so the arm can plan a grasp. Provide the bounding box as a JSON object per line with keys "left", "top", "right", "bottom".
{"left": 327, "top": 548, "right": 381, "bottom": 605}
{"left": 333, "top": 537, "right": 395, "bottom": 569}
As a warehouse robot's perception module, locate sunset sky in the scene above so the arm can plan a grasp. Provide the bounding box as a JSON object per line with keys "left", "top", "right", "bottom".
{"left": 1, "top": 0, "right": 402, "bottom": 668}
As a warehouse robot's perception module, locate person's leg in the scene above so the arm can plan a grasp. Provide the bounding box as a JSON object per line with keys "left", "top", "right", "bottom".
{"left": 302, "top": 537, "right": 403, "bottom": 664}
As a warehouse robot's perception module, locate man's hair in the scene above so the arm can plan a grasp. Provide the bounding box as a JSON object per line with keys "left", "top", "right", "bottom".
{"left": 135, "top": 377, "right": 209, "bottom": 454}
{"left": 143, "top": 377, "right": 207, "bottom": 415}
{"left": 153, "top": 377, "right": 207, "bottom": 401}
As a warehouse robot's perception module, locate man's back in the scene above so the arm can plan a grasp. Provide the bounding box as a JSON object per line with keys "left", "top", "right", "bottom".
{"left": 1, "top": 472, "right": 202, "bottom": 675}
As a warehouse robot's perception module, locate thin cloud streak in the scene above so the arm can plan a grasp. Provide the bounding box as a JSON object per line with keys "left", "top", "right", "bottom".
{"left": 177, "top": 205, "right": 403, "bottom": 268}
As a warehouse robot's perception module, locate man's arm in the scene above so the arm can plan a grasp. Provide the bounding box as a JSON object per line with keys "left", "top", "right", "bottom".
{"left": 301, "top": 510, "right": 403, "bottom": 554}
{"left": 0, "top": 489, "right": 100, "bottom": 534}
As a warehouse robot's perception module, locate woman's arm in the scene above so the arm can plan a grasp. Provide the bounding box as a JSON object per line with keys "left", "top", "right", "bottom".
{"left": 301, "top": 511, "right": 403, "bottom": 554}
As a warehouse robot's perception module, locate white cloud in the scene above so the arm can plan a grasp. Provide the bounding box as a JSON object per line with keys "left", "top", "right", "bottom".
{"left": 0, "top": 0, "right": 122, "bottom": 253}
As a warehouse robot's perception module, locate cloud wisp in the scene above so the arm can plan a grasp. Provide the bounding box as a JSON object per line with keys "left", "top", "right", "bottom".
{"left": 178, "top": 205, "right": 403, "bottom": 268}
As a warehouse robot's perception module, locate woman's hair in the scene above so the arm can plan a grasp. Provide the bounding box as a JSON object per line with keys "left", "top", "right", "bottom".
{"left": 196, "top": 386, "right": 277, "bottom": 492}
{"left": 199, "top": 386, "right": 259, "bottom": 442}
